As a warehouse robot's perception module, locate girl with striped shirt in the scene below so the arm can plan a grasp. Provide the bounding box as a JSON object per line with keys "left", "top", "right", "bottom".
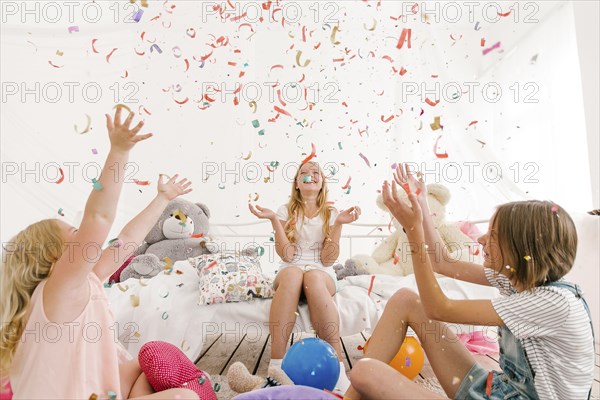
{"left": 345, "top": 163, "right": 595, "bottom": 400}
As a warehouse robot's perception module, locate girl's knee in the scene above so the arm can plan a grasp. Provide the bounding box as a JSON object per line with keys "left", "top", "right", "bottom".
{"left": 389, "top": 288, "right": 420, "bottom": 308}
{"left": 302, "top": 270, "right": 331, "bottom": 293}
{"left": 349, "top": 358, "right": 378, "bottom": 392}
{"left": 275, "top": 268, "right": 303, "bottom": 290}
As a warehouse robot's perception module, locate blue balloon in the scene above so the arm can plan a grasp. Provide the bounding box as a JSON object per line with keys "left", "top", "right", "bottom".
{"left": 281, "top": 338, "right": 340, "bottom": 391}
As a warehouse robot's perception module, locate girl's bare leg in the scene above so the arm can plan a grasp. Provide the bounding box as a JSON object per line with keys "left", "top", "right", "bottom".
{"left": 302, "top": 269, "right": 344, "bottom": 360}
{"left": 345, "top": 288, "right": 479, "bottom": 399}
{"left": 270, "top": 267, "right": 304, "bottom": 358}
{"left": 350, "top": 358, "right": 447, "bottom": 399}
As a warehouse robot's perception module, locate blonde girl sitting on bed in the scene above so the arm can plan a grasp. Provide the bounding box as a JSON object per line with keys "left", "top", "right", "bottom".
{"left": 249, "top": 161, "right": 361, "bottom": 392}
{"left": 0, "top": 108, "right": 199, "bottom": 399}
{"left": 345, "top": 163, "right": 595, "bottom": 400}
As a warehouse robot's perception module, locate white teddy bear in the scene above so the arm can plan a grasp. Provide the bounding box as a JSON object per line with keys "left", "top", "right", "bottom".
{"left": 338, "top": 184, "right": 480, "bottom": 277}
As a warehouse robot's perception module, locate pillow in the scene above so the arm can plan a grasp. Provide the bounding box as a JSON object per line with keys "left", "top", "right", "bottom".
{"left": 191, "top": 252, "right": 274, "bottom": 305}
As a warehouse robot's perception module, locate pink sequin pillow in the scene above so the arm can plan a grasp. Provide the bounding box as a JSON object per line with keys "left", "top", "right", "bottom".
{"left": 138, "top": 341, "right": 217, "bottom": 400}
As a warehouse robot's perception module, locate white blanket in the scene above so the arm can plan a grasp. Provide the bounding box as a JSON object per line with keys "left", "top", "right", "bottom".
{"left": 107, "top": 260, "right": 499, "bottom": 362}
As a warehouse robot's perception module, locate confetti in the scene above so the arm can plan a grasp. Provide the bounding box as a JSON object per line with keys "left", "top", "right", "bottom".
{"left": 89, "top": 394, "right": 98, "bottom": 400}
{"left": 139, "top": 278, "right": 149, "bottom": 287}
{"left": 190, "top": 233, "right": 204, "bottom": 238}
{"left": 56, "top": 168, "right": 65, "bottom": 184}
{"left": 106, "top": 48, "right": 118, "bottom": 63}
{"left": 252, "top": 119, "right": 260, "bottom": 128}
{"left": 242, "top": 151, "right": 252, "bottom": 160}
{"left": 108, "top": 238, "right": 123, "bottom": 248}
{"left": 358, "top": 153, "right": 371, "bottom": 167}
{"left": 301, "top": 143, "right": 316, "bottom": 164}
{"left": 186, "top": 28, "right": 197, "bottom": 38}
{"left": 130, "top": 294, "right": 140, "bottom": 307}
{"left": 485, "top": 372, "right": 493, "bottom": 396}
{"left": 396, "top": 28, "right": 412, "bottom": 49}
{"left": 430, "top": 116, "right": 442, "bottom": 130}
{"left": 468, "top": 120, "right": 478, "bottom": 127}
{"left": 474, "top": 21, "right": 481, "bottom": 31}
{"left": 364, "top": 18, "right": 377, "bottom": 31}
{"left": 48, "top": 60, "right": 63, "bottom": 68}
{"left": 107, "top": 391, "right": 117, "bottom": 400}
{"left": 91, "top": 39, "right": 99, "bottom": 53}
{"left": 483, "top": 41, "right": 501, "bottom": 56}
{"left": 133, "top": 179, "right": 151, "bottom": 186}
{"left": 214, "top": 383, "right": 221, "bottom": 392}
{"left": 330, "top": 26, "right": 341, "bottom": 45}
{"left": 150, "top": 44, "right": 163, "bottom": 54}
{"left": 118, "top": 283, "right": 129, "bottom": 292}
{"left": 523, "top": 255, "right": 532, "bottom": 261}
{"left": 75, "top": 114, "right": 91, "bottom": 134}
{"left": 68, "top": 26, "right": 79, "bottom": 33}
{"left": 302, "top": 175, "right": 313, "bottom": 183}
{"left": 551, "top": 204, "right": 559, "bottom": 213}
{"left": 58, "top": 208, "right": 65, "bottom": 216}
{"left": 296, "top": 50, "right": 311, "bottom": 67}
{"left": 92, "top": 178, "right": 103, "bottom": 191}
{"left": 381, "top": 114, "right": 395, "bottom": 123}
{"left": 425, "top": 98, "right": 440, "bottom": 107}
{"left": 114, "top": 104, "right": 132, "bottom": 113}
{"left": 249, "top": 101, "right": 257, "bottom": 113}
{"left": 162, "top": 312, "right": 169, "bottom": 320}
{"left": 199, "top": 376, "right": 206, "bottom": 384}
{"left": 367, "top": 275, "right": 375, "bottom": 296}
{"left": 273, "top": 105, "right": 291, "bottom": 117}
{"left": 433, "top": 136, "right": 448, "bottom": 159}
{"left": 133, "top": 9, "right": 144, "bottom": 22}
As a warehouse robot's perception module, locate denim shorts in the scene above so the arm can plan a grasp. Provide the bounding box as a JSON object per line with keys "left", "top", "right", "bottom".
{"left": 454, "top": 363, "right": 537, "bottom": 400}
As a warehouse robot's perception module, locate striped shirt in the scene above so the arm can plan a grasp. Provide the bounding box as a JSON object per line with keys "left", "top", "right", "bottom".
{"left": 485, "top": 268, "right": 595, "bottom": 400}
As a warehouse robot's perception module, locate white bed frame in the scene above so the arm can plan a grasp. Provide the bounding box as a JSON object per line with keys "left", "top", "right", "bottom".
{"left": 210, "top": 220, "right": 488, "bottom": 265}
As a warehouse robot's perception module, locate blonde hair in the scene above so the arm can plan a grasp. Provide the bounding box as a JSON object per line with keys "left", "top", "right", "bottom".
{"left": 492, "top": 201, "right": 577, "bottom": 291}
{"left": 284, "top": 162, "right": 333, "bottom": 243}
{"left": 0, "top": 219, "right": 65, "bottom": 379}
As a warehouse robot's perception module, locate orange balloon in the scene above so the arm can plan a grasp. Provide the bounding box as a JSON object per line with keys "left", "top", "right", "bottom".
{"left": 362, "top": 336, "right": 424, "bottom": 380}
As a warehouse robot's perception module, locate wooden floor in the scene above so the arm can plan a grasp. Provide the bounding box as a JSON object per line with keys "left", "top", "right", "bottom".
{"left": 196, "top": 332, "right": 600, "bottom": 398}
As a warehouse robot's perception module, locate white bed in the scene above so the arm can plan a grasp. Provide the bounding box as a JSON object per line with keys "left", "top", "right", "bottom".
{"left": 106, "top": 213, "right": 600, "bottom": 362}
{"left": 106, "top": 221, "right": 502, "bottom": 362}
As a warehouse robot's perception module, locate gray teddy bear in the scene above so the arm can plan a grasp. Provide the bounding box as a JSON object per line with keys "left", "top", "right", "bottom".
{"left": 120, "top": 198, "right": 215, "bottom": 281}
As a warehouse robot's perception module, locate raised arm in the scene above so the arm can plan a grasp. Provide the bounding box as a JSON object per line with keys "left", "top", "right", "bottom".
{"left": 48, "top": 108, "right": 151, "bottom": 290}
{"left": 382, "top": 179, "right": 503, "bottom": 326}
{"left": 394, "top": 164, "right": 489, "bottom": 286}
{"left": 93, "top": 174, "right": 192, "bottom": 282}
{"left": 248, "top": 204, "right": 296, "bottom": 262}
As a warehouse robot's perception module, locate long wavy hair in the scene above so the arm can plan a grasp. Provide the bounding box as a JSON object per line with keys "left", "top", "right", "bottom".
{"left": 284, "top": 162, "right": 333, "bottom": 243}
{"left": 492, "top": 201, "right": 577, "bottom": 290}
{"left": 0, "top": 219, "right": 65, "bottom": 379}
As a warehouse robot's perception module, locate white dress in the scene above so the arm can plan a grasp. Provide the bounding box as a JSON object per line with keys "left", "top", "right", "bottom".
{"left": 276, "top": 205, "right": 339, "bottom": 289}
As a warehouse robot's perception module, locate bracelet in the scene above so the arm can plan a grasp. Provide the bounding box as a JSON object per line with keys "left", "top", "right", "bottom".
{"left": 324, "top": 237, "right": 333, "bottom": 243}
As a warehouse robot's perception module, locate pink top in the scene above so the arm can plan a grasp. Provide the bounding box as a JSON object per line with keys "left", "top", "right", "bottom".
{"left": 10, "top": 273, "right": 123, "bottom": 399}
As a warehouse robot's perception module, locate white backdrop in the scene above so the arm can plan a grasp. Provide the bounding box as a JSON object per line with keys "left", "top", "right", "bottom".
{"left": 1, "top": 0, "right": 596, "bottom": 245}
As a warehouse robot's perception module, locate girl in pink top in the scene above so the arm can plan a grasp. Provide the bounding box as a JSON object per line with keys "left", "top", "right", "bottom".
{"left": 1, "top": 108, "right": 198, "bottom": 399}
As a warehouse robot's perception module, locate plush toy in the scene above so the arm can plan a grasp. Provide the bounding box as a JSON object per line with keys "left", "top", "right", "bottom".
{"left": 118, "top": 198, "right": 215, "bottom": 281}
{"left": 227, "top": 362, "right": 294, "bottom": 394}
{"left": 338, "top": 184, "right": 479, "bottom": 278}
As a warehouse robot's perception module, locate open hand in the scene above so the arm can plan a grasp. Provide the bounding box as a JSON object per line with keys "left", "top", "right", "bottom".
{"left": 248, "top": 204, "right": 276, "bottom": 221}
{"left": 157, "top": 174, "right": 192, "bottom": 200}
{"left": 382, "top": 180, "right": 423, "bottom": 234}
{"left": 394, "top": 163, "right": 426, "bottom": 203}
{"left": 106, "top": 107, "right": 152, "bottom": 152}
{"left": 335, "top": 206, "right": 361, "bottom": 225}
